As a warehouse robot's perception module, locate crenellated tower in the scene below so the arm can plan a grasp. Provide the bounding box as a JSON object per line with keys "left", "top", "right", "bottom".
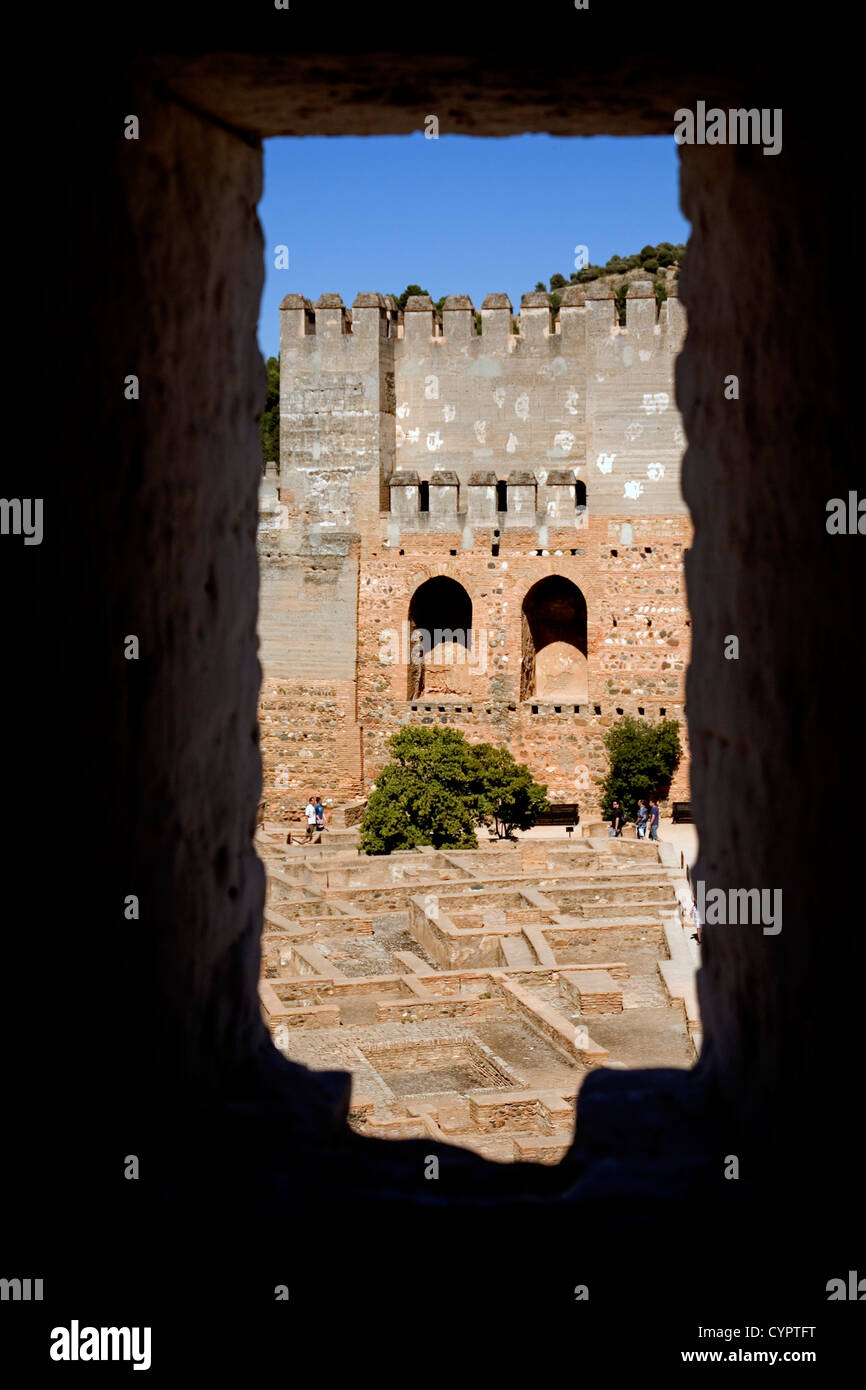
{"left": 259, "top": 280, "right": 692, "bottom": 819}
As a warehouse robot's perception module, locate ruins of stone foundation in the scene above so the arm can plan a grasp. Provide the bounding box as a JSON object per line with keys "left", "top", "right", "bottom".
{"left": 258, "top": 820, "right": 700, "bottom": 1163}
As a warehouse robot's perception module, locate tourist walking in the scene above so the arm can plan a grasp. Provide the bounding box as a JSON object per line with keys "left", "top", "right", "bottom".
{"left": 636, "top": 799, "right": 648, "bottom": 839}
{"left": 315, "top": 796, "right": 326, "bottom": 835}
{"left": 648, "top": 798, "right": 660, "bottom": 841}
{"left": 609, "top": 800, "right": 624, "bottom": 837}
{"left": 303, "top": 795, "right": 317, "bottom": 843}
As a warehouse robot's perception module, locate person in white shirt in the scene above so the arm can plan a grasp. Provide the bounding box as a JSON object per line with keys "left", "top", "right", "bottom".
{"left": 304, "top": 796, "right": 316, "bottom": 842}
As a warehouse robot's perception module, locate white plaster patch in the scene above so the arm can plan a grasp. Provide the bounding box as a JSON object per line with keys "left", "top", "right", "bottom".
{"left": 493, "top": 386, "right": 506, "bottom": 408}
{"left": 596, "top": 373, "right": 606, "bottom": 383}
{"left": 506, "top": 433, "right": 518, "bottom": 453}
{"left": 407, "top": 428, "right": 420, "bottom": 444}
{"left": 639, "top": 349, "right": 651, "bottom": 362}
{"left": 554, "top": 430, "right": 575, "bottom": 455}
{"left": 426, "top": 431, "right": 443, "bottom": 452}
{"left": 443, "top": 403, "right": 456, "bottom": 423}
{"left": 673, "top": 426, "right": 685, "bottom": 446}
{"left": 625, "top": 422, "right": 644, "bottom": 442}
{"left": 515, "top": 393, "right": 530, "bottom": 420}
{"left": 396, "top": 402, "right": 410, "bottom": 419}
{"left": 537, "top": 469, "right": 548, "bottom": 483}
{"left": 642, "top": 392, "right": 670, "bottom": 414}
{"left": 596, "top": 452, "right": 616, "bottom": 474}
{"left": 565, "top": 387, "right": 581, "bottom": 414}
{"left": 624, "top": 479, "right": 644, "bottom": 500}
{"left": 424, "top": 374, "right": 439, "bottom": 400}
{"left": 647, "top": 461, "right": 665, "bottom": 481}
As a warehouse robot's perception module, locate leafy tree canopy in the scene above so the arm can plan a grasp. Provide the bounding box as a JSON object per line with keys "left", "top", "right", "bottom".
{"left": 392, "top": 284, "right": 431, "bottom": 311}
{"left": 359, "top": 727, "right": 548, "bottom": 853}
{"left": 598, "top": 716, "right": 682, "bottom": 821}
{"left": 259, "top": 355, "right": 280, "bottom": 469}
{"left": 474, "top": 743, "right": 550, "bottom": 839}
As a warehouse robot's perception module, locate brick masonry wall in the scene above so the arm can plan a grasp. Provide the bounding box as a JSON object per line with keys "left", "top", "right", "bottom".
{"left": 355, "top": 513, "right": 690, "bottom": 814}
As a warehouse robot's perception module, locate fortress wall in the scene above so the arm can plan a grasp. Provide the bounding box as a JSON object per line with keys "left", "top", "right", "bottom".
{"left": 260, "top": 287, "right": 692, "bottom": 818}
{"left": 390, "top": 285, "right": 686, "bottom": 518}
{"left": 278, "top": 293, "right": 397, "bottom": 542}
{"left": 393, "top": 293, "right": 588, "bottom": 493}
{"left": 257, "top": 291, "right": 400, "bottom": 814}
{"left": 258, "top": 533, "right": 364, "bottom": 816}
{"left": 585, "top": 285, "right": 687, "bottom": 515}
{"left": 355, "top": 512, "right": 691, "bottom": 813}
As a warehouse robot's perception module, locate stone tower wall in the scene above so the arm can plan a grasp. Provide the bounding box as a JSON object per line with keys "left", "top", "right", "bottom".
{"left": 258, "top": 283, "right": 691, "bottom": 819}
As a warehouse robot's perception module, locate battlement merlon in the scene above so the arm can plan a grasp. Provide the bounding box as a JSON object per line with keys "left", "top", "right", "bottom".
{"left": 277, "top": 285, "right": 685, "bottom": 353}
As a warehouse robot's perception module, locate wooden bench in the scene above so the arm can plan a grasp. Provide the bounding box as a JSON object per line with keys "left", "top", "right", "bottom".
{"left": 535, "top": 803, "right": 580, "bottom": 835}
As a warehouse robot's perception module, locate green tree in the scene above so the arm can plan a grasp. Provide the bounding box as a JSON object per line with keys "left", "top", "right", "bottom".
{"left": 614, "top": 284, "right": 628, "bottom": 327}
{"left": 549, "top": 272, "right": 568, "bottom": 290}
{"left": 359, "top": 727, "right": 484, "bottom": 854}
{"left": 359, "top": 728, "right": 549, "bottom": 853}
{"left": 392, "top": 284, "right": 430, "bottom": 311}
{"left": 534, "top": 281, "right": 546, "bottom": 292}
{"left": 474, "top": 743, "right": 549, "bottom": 839}
{"left": 598, "top": 716, "right": 682, "bottom": 821}
{"left": 260, "top": 355, "right": 280, "bottom": 469}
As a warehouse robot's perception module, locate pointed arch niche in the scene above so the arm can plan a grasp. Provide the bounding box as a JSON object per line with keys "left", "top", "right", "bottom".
{"left": 520, "top": 576, "right": 588, "bottom": 703}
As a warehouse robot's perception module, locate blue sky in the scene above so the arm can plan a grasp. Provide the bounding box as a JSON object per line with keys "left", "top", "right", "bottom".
{"left": 257, "top": 134, "right": 689, "bottom": 359}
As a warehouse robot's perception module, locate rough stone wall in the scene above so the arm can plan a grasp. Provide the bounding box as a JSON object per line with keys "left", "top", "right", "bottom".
{"left": 258, "top": 533, "right": 363, "bottom": 814}
{"left": 260, "top": 283, "right": 691, "bottom": 817}
{"left": 38, "top": 76, "right": 270, "bottom": 1117}
{"left": 678, "top": 132, "right": 859, "bottom": 1158}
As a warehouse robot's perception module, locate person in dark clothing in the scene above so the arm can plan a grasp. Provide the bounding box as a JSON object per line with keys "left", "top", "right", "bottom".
{"left": 609, "top": 800, "right": 624, "bottom": 837}
{"left": 636, "top": 799, "right": 648, "bottom": 839}
{"left": 648, "top": 798, "right": 660, "bottom": 841}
